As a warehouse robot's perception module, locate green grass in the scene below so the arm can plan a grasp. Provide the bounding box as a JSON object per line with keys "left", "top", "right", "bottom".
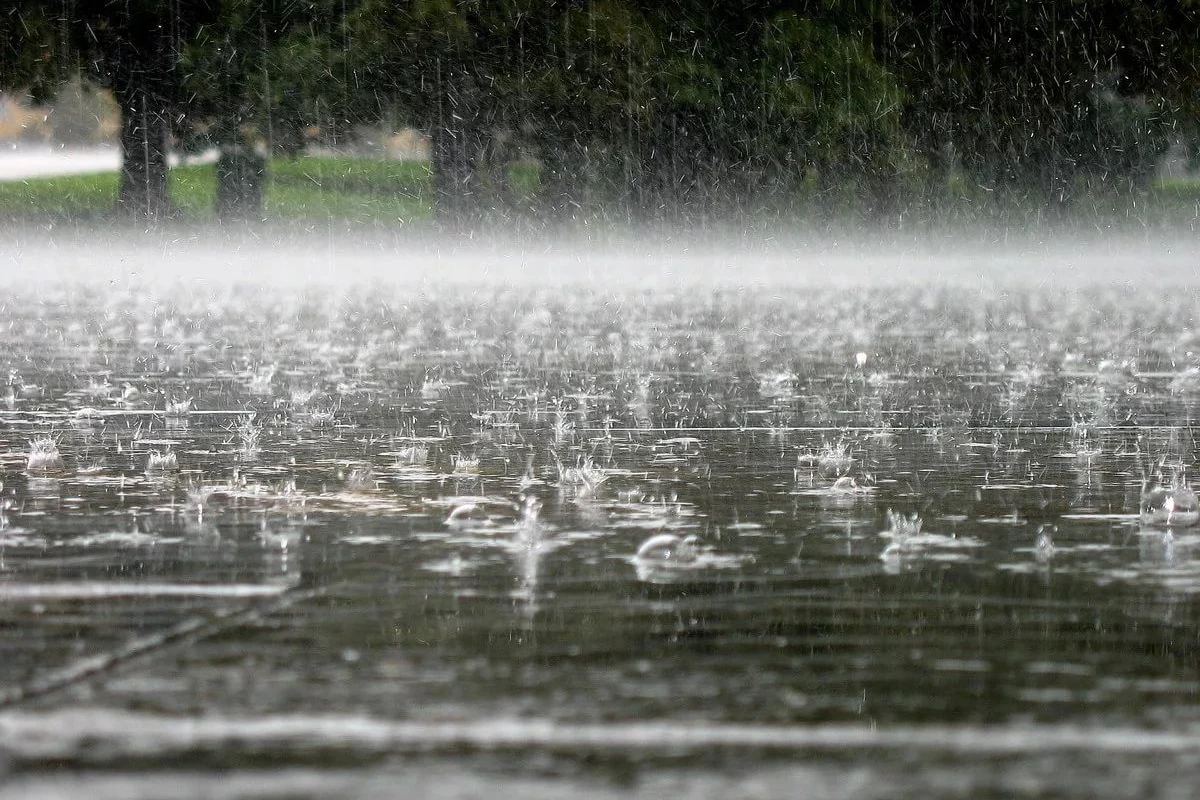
{"left": 170, "top": 162, "right": 218, "bottom": 218}
{"left": 0, "top": 153, "right": 1196, "bottom": 229}
{"left": 268, "top": 156, "right": 432, "bottom": 221}
{"left": 0, "top": 170, "right": 120, "bottom": 221}
{"left": 0, "top": 155, "right": 436, "bottom": 224}
{"left": 270, "top": 155, "right": 431, "bottom": 195}
{"left": 1149, "top": 179, "right": 1200, "bottom": 206}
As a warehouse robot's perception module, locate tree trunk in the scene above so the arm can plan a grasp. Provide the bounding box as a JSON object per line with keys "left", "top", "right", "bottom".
{"left": 216, "top": 143, "right": 266, "bottom": 222}
{"left": 860, "top": 130, "right": 899, "bottom": 225}
{"left": 431, "top": 121, "right": 481, "bottom": 226}
{"left": 113, "top": 77, "right": 172, "bottom": 221}
{"left": 539, "top": 133, "right": 585, "bottom": 222}
{"left": 919, "top": 119, "right": 952, "bottom": 219}
{"left": 631, "top": 117, "right": 676, "bottom": 222}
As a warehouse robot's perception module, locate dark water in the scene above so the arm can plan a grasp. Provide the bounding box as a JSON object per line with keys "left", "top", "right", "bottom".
{"left": 3, "top": 277, "right": 1200, "bottom": 797}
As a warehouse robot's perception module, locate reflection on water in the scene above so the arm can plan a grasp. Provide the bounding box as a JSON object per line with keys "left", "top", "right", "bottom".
{"left": 2, "top": 281, "right": 1200, "bottom": 793}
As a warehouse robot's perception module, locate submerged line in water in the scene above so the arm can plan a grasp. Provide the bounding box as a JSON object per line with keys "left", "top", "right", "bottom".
{"left": 573, "top": 425, "right": 1144, "bottom": 434}
{"left": 0, "top": 586, "right": 324, "bottom": 709}
{"left": 1, "top": 712, "right": 1199, "bottom": 760}
{"left": 0, "top": 582, "right": 291, "bottom": 600}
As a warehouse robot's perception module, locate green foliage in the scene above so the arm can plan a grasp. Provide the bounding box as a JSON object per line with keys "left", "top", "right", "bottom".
{"left": 754, "top": 14, "right": 906, "bottom": 184}
{"left": 0, "top": 4, "right": 76, "bottom": 101}
{"left": 890, "top": 0, "right": 1195, "bottom": 206}
{"left": 2, "top": 0, "right": 1198, "bottom": 222}
{"left": 179, "top": 0, "right": 351, "bottom": 154}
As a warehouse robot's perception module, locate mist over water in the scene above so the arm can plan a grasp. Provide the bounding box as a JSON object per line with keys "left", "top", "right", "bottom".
{"left": 2, "top": 224, "right": 1196, "bottom": 289}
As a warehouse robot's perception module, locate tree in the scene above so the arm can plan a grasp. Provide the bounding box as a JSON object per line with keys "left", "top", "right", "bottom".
{"left": 180, "top": 0, "right": 354, "bottom": 220}
{"left": 7, "top": 0, "right": 1197, "bottom": 225}
{"left": 745, "top": 8, "right": 909, "bottom": 219}
{"left": 89, "top": 3, "right": 187, "bottom": 218}
{"left": 1, "top": 1, "right": 217, "bottom": 220}
{"left": 346, "top": 0, "right": 521, "bottom": 223}
{"left": 888, "top": 0, "right": 1199, "bottom": 210}
{"left": 524, "top": 1, "right": 908, "bottom": 221}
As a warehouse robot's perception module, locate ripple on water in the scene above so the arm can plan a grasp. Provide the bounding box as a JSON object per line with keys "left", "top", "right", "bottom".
{"left": 3, "top": 280, "right": 1200, "bottom": 777}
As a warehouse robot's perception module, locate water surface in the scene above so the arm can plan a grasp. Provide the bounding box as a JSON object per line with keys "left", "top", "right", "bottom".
{"left": 2, "top": 268, "right": 1200, "bottom": 797}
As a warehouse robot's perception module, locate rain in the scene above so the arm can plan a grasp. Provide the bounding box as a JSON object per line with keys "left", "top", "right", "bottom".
{"left": 1, "top": 1, "right": 1200, "bottom": 798}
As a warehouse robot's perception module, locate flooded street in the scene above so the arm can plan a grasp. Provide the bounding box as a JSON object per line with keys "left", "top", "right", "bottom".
{"left": 2, "top": 255, "right": 1200, "bottom": 797}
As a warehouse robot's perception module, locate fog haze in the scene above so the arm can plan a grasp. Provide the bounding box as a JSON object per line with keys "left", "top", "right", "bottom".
{"left": 2, "top": 226, "right": 1195, "bottom": 290}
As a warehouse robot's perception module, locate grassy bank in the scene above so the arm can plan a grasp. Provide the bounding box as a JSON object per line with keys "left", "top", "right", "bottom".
{"left": 0, "top": 155, "right": 436, "bottom": 225}
{"left": 0, "top": 154, "right": 1197, "bottom": 231}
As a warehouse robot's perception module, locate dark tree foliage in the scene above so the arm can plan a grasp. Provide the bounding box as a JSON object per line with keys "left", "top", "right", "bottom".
{"left": 3, "top": 0, "right": 1198, "bottom": 224}
{"left": 345, "top": 0, "right": 521, "bottom": 221}
{"left": 890, "top": 0, "right": 1198, "bottom": 207}
{"left": 179, "top": 0, "right": 354, "bottom": 219}
{"left": 342, "top": 0, "right": 915, "bottom": 222}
